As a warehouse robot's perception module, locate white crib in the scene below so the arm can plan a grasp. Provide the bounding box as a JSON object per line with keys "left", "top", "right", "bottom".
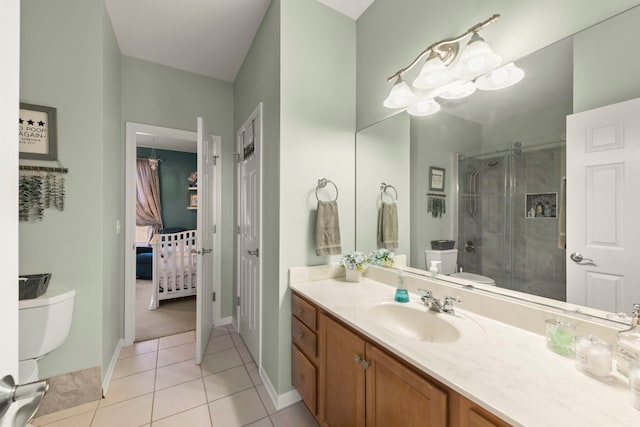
{"left": 149, "top": 229, "right": 197, "bottom": 310}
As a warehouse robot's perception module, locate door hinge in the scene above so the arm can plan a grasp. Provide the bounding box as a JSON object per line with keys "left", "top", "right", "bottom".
{"left": 212, "top": 292, "right": 216, "bottom": 302}
{"left": 212, "top": 225, "right": 217, "bottom": 234}
{"left": 237, "top": 296, "right": 241, "bottom": 306}
{"left": 213, "top": 155, "right": 219, "bottom": 166}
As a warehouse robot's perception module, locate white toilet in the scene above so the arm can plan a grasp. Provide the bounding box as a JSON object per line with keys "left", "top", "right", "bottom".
{"left": 18, "top": 289, "right": 75, "bottom": 384}
{"left": 425, "top": 249, "right": 495, "bottom": 285}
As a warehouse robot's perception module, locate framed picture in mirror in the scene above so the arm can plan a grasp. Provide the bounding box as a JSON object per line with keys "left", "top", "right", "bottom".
{"left": 429, "top": 167, "right": 445, "bottom": 191}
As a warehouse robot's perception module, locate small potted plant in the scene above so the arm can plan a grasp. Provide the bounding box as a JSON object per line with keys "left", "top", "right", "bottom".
{"left": 368, "top": 248, "right": 396, "bottom": 267}
{"left": 340, "top": 251, "right": 368, "bottom": 282}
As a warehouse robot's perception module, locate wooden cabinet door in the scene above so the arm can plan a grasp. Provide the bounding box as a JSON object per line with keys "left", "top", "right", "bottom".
{"left": 321, "top": 315, "right": 366, "bottom": 427}
{"left": 452, "top": 394, "right": 512, "bottom": 427}
{"left": 365, "top": 343, "right": 448, "bottom": 427}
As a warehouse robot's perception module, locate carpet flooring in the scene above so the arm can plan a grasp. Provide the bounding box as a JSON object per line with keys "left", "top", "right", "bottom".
{"left": 135, "top": 279, "right": 196, "bottom": 342}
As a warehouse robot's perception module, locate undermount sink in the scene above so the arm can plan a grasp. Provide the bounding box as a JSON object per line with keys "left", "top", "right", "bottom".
{"left": 362, "top": 301, "right": 460, "bottom": 343}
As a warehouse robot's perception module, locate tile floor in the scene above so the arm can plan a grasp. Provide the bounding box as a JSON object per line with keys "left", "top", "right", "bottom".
{"left": 30, "top": 326, "right": 319, "bottom": 427}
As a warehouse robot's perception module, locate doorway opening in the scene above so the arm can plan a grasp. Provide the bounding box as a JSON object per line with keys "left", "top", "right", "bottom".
{"left": 124, "top": 122, "right": 221, "bottom": 347}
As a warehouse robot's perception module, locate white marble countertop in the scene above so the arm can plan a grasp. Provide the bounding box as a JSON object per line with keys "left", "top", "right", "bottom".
{"left": 290, "top": 276, "right": 640, "bottom": 426}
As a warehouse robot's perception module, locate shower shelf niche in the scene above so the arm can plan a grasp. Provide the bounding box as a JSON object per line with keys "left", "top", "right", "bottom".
{"left": 525, "top": 192, "right": 557, "bottom": 218}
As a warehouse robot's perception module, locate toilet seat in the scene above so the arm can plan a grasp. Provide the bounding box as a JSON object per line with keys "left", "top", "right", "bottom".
{"left": 19, "top": 359, "right": 39, "bottom": 384}
{"left": 450, "top": 272, "right": 495, "bottom": 285}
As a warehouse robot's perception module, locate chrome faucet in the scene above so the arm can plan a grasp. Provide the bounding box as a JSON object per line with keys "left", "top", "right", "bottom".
{"left": 417, "top": 289, "right": 461, "bottom": 314}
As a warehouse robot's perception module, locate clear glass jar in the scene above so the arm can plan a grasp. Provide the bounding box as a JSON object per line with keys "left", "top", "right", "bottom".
{"left": 546, "top": 318, "right": 576, "bottom": 356}
{"left": 575, "top": 335, "right": 612, "bottom": 378}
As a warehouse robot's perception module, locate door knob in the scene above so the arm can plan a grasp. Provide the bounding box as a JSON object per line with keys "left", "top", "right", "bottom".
{"left": 570, "top": 252, "right": 594, "bottom": 264}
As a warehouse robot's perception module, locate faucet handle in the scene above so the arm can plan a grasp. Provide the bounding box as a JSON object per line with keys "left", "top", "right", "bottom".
{"left": 417, "top": 288, "right": 432, "bottom": 297}
{"left": 417, "top": 288, "right": 433, "bottom": 305}
{"left": 444, "top": 296, "right": 461, "bottom": 304}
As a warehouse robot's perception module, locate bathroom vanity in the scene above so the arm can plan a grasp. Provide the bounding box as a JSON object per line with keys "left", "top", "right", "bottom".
{"left": 289, "top": 265, "right": 639, "bottom": 426}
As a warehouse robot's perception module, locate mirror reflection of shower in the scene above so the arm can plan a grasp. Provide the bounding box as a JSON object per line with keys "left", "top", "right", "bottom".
{"left": 457, "top": 138, "right": 566, "bottom": 300}
{"left": 468, "top": 160, "right": 500, "bottom": 216}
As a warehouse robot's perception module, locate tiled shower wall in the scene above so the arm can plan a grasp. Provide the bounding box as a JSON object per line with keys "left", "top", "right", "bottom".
{"left": 457, "top": 145, "right": 566, "bottom": 301}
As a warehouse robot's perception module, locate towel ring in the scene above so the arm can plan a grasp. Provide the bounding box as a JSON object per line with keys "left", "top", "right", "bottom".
{"left": 316, "top": 177, "right": 338, "bottom": 202}
{"left": 380, "top": 182, "right": 398, "bottom": 202}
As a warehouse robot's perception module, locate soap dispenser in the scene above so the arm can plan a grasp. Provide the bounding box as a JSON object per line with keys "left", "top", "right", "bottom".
{"left": 617, "top": 303, "right": 640, "bottom": 377}
{"left": 394, "top": 267, "right": 409, "bottom": 303}
{"left": 429, "top": 261, "right": 441, "bottom": 278}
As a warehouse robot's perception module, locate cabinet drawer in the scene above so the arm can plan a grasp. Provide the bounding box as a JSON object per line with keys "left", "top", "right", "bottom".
{"left": 292, "top": 293, "right": 317, "bottom": 331}
{"left": 292, "top": 345, "right": 317, "bottom": 414}
{"left": 292, "top": 316, "right": 317, "bottom": 359}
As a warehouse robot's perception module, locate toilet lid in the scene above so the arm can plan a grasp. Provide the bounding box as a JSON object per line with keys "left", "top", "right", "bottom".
{"left": 450, "top": 272, "right": 495, "bottom": 285}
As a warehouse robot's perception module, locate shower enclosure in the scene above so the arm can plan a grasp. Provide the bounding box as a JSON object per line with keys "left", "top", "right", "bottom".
{"left": 457, "top": 139, "right": 566, "bottom": 301}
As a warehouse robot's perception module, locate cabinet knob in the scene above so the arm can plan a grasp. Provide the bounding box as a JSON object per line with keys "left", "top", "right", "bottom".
{"left": 298, "top": 375, "right": 304, "bottom": 381}
{"left": 296, "top": 333, "right": 304, "bottom": 340}
{"left": 354, "top": 354, "right": 362, "bottom": 364}
{"left": 362, "top": 360, "right": 370, "bottom": 370}
{"left": 297, "top": 308, "right": 304, "bottom": 315}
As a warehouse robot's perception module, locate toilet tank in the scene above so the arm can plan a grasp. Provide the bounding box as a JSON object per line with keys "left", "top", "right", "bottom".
{"left": 19, "top": 289, "right": 75, "bottom": 360}
{"left": 425, "top": 249, "right": 458, "bottom": 274}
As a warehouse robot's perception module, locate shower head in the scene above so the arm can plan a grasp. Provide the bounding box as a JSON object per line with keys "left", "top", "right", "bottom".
{"left": 473, "top": 160, "right": 500, "bottom": 175}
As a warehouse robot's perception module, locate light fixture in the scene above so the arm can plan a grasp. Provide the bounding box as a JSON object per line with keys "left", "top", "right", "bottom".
{"left": 438, "top": 81, "right": 477, "bottom": 100}
{"left": 475, "top": 63, "right": 525, "bottom": 90}
{"left": 453, "top": 32, "right": 502, "bottom": 79}
{"left": 383, "top": 76, "right": 418, "bottom": 109}
{"left": 407, "top": 98, "right": 441, "bottom": 116}
{"left": 413, "top": 51, "right": 452, "bottom": 89}
{"left": 383, "top": 14, "right": 523, "bottom": 116}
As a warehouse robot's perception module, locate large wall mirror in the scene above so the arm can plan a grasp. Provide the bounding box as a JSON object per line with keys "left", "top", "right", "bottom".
{"left": 355, "top": 5, "right": 640, "bottom": 320}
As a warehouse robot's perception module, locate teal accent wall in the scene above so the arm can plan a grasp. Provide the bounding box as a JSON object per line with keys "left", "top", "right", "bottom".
{"left": 137, "top": 147, "right": 197, "bottom": 230}
{"left": 20, "top": 0, "right": 118, "bottom": 379}
{"left": 121, "top": 56, "right": 235, "bottom": 317}
{"left": 356, "top": 0, "right": 640, "bottom": 130}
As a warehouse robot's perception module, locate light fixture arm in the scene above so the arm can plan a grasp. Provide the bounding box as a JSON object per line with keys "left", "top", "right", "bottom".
{"left": 386, "top": 13, "right": 500, "bottom": 82}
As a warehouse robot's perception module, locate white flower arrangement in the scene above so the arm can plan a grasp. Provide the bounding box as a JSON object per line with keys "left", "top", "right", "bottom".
{"left": 368, "top": 248, "right": 396, "bottom": 267}
{"left": 340, "top": 251, "right": 368, "bottom": 272}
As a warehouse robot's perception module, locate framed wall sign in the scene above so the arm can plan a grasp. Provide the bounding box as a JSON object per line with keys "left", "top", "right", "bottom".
{"left": 19, "top": 103, "right": 58, "bottom": 160}
{"left": 429, "top": 166, "right": 446, "bottom": 191}
{"left": 189, "top": 193, "right": 198, "bottom": 209}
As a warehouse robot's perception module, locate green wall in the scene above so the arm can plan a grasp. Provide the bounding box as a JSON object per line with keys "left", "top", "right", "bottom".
{"left": 100, "top": 1, "right": 124, "bottom": 383}
{"left": 121, "top": 56, "right": 235, "bottom": 318}
{"left": 233, "top": 0, "right": 281, "bottom": 385}
{"left": 278, "top": 0, "right": 356, "bottom": 394}
{"left": 137, "top": 147, "right": 197, "bottom": 230}
{"left": 234, "top": 0, "right": 356, "bottom": 395}
{"left": 20, "top": 0, "right": 116, "bottom": 379}
{"left": 573, "top": 5, "right": 640, "bottom": 112}
{"left": 356, "top": 0, "right": 640, "bottom": 130}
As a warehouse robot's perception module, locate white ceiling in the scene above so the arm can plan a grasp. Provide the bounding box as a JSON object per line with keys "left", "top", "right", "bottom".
{"left": 105, "top": 0, "right": 374, "bottom": 83}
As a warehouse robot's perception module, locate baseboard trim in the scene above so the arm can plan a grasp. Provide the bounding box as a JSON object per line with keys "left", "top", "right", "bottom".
{"left": 217, "top": 316, "right": 233, "bottom": 326}
{"left": 102, "top": 338, "right": 124, "bottom": 396}
{"left": 259, "top": 366, "right": 301, "bottom": 411}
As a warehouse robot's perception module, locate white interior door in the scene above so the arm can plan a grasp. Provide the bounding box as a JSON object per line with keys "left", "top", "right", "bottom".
{"left": 196, "top": 117, "right": 215, "bottom": 363}
{"left": 237, "top": 105, "right": 262, "bottom": 363}
{"left": 567, "top": 97, "right": 640, "bottom": 314}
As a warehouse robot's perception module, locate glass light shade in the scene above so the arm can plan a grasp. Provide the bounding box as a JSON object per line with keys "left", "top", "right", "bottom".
{"left": 438, "top": 81, "right": 477, "bottom": 100}
{"left": 454, "top": 33, "right": 501, "bottom": 79}
{"left": 407, "top": 98, "right": 441, "bottom": 116}
{"left": 383, "top": 78, "right": 418, "bottom": 109}
{"left": 476, "top": 63, "right": 525, "bottom": 91}
{"left": 413, "top": 53, "right": 452, "bottom": 89}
